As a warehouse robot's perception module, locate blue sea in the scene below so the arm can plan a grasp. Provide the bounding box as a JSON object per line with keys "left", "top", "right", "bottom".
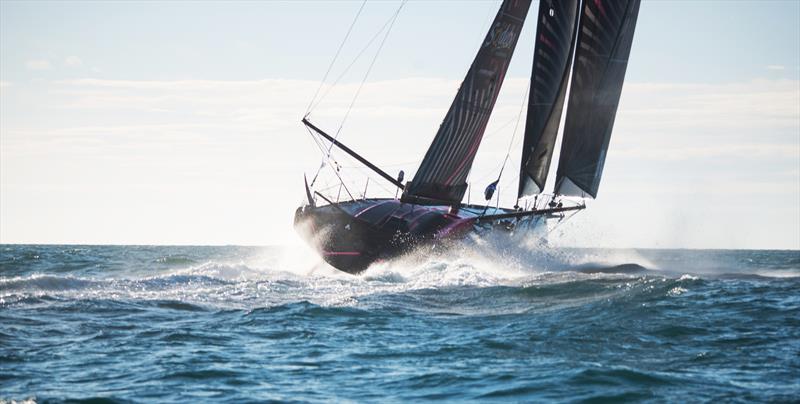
{"left": 1, "top": 244, "right": 798, "bottom": 402}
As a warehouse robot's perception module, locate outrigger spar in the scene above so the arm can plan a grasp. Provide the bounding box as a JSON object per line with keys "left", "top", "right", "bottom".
{"left": 302, "top": 118, "right": 404, "bottom": 190}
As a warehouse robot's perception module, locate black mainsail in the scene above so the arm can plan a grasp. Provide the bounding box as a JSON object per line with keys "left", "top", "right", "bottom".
{"left": 402, "top": 0, "right": 532, "bottom": 205}
{"left": 554, "top": 0, "right": 641, "bottom": 198}
{"left": 517, "top": 0, "right": 580, "bottom": 198}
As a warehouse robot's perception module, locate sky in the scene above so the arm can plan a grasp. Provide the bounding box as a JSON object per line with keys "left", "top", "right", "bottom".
{"left": 1, "top": 0, "right": 798, "bottom": 249}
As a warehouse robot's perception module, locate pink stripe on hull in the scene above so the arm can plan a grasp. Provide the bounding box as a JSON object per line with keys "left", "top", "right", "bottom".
{"left": 323, "top": 251, "right": 361, "bottom": 256}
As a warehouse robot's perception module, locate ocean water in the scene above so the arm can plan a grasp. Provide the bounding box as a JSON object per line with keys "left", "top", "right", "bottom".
{"left": 1, "top": 243, "right": 798, "bottom": 402}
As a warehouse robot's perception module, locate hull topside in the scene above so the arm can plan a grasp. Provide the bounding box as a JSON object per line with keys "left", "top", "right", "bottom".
{"left": 294, "top": 198, "right": 547, "bottom": 274}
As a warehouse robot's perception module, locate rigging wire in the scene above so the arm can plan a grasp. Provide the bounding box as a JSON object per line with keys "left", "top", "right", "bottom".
{"left": 337, "top": 159, "right": 419, "bottom": 169}
{"left": 304, "top": 125, "right": 355, "bottom": 201}
{"left": 307, "top": 0, "right": 407, "bottom": 193}
{"left": 305, "top": 127, "right": 332, "bottom": 185}
{"left": 348, "top": 164, "right": 396, "bottom": 197}
{"left": 304, "top": 123, "right": 340, "bottom": 185}
{"left": 307, "top": 2, "right": 404, "bottom": 115}
{"left": 333, "top": 0, "right": 406, "bottom": 141}
{"left": 543, "top": 207, "right": 582, "bottom": 238}
{"left": 496, "top": 80, "right": 530, "bottom": 184}
{"left": 483, "top": 80, "right": 530, "bottom": 211}
{"left": 304, "top": 0, "right": 367, "bottom": 117}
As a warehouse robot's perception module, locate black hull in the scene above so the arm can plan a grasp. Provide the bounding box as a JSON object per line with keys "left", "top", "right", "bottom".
{"left": 294, "top": 205, "right": 394, "bottom": 273}
{"left": 294, "top": 198, "right": 553, "bottom": 274}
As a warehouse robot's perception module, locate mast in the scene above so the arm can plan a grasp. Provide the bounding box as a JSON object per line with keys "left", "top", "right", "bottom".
{"left": 402, "top": 0, "right": 532, "bottom": 205}
{"left": 554, "top": 0, "right": 641, "bottom": 198}
{"left": 517, "top": 0, "right": 580, "bottom": 199}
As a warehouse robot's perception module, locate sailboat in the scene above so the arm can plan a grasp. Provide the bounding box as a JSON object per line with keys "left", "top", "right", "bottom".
{"left": 294, "top": 0, "right": 641, "bottom": 274}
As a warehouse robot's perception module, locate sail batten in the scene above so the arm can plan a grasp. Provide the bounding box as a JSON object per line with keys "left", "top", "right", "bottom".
{"left": 517, "top": 0, "right": 580, "bottom": 198}
{"left": 554, "top": 0, "right": 641, "bottom": 199}
{"left": 403, "top": 0, "right": 532, "bottom": 205}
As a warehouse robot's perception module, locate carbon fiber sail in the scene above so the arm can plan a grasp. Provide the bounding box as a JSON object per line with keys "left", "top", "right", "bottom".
{"left": 554, "top": 0, "right": 641, "bottom": 198}
{"left": 402, "top": 0, "right": 532, "bottom": 204}
{"left": 517, "top": 0, "right": 580, "bottom": 198}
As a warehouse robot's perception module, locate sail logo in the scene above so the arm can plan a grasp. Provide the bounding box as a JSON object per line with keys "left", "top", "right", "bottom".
{"left": 484, "top": 22, "right": 517, "bottom": 50}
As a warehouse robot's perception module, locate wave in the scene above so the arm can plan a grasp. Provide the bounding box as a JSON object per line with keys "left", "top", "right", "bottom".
{"left": 0, "top": 262, "right": 702, "bottom": 315}
{"left": 1, "top": 243, "right": 797, "bottom": 314}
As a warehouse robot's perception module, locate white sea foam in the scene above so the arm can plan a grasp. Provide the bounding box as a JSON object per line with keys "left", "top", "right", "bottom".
{"left": 0, "top": 242, "right": 652, "bottom": 311}
{"left": 8, "top": 242, "right": 792, "bottom": 312}
{"left": 755, "top": 269, "right": 800, "bottom": 278}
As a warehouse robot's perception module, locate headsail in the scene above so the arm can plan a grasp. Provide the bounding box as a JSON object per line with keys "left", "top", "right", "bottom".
{"left": 402, "top": 0, "right": 532, "bottom": 205}
{"left": 517, "top": 0, "right": 580, "bottom": 198}
{"left": 554, "top": 0, "right": 641, "bottom": 198}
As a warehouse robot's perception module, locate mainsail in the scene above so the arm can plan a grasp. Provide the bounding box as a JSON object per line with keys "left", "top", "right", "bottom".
{"left": 402, "top": 0, "right": 532, "bottom": 204}
{"left": 517, "top": 0, "right": 580, "bottom": 198}
{"left": 554, "top": 0, "right": 641, "bottom": 198}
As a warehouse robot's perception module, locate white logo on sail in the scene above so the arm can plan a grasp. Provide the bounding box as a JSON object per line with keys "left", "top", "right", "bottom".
{"left": 484, "top": 22, "right": 517, "bottom": 50}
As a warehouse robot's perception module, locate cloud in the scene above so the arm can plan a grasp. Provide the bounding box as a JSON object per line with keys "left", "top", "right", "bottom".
{"left": 55, "top": 77, "right": 798, "bottom": 128}
{"left": 617, "top": 79, "right": 800, "bottom": 134}
{"left": 0, "top": 81, "right": 10, "bottom": 88}
{"left": 17, "top": 76, "right": 800, "bottom": 171}
{"left": 2, "top": 76, "right": 798, "bottom": 248}
{"left": 25, "top": 59, "right": 52, "bottom": 70}
{"left": 767, "top": 65, "right": 786, "bottom": 71}
{"left": 65, "top": 56, "right": 83, "bottom": 67}
{"left": 613, "top": 143, "right": 800, "bottom": 161}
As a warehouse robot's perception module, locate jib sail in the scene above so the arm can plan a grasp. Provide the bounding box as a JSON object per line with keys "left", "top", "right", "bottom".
{"left": 554, "top": 0, "right": 641, "bottom": 198}
{"left": 517, "top": 0, "right": 580, "bottom": 198}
